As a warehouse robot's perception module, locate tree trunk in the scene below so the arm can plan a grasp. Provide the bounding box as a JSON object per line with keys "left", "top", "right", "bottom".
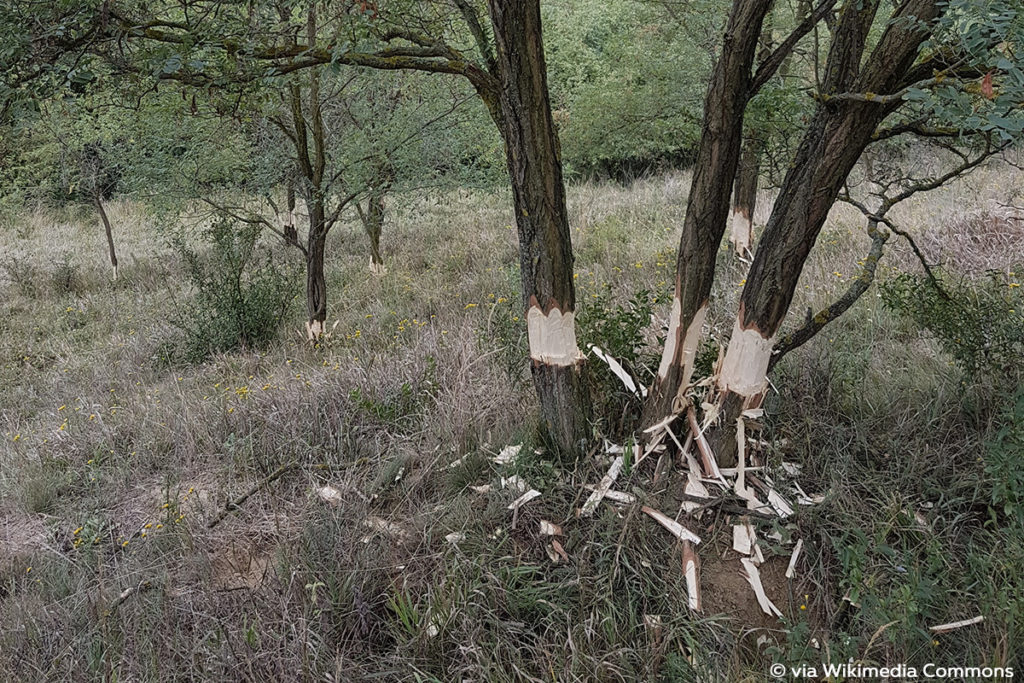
{"left": 365, "top": 198, "right": 384, "bottom": 274}
{"left": 305, "top": 197, "right": 328, "bottom": 341}
{"left": 487, "top": 0, "right": 590, "bottom": 454}
{"left": 729, "top": 135, "right": 761, "bottom": 259}
{"left": 93, "top": 193, "right": 118, "bottom": 280}
{"left": 360, "top": 161, "right": 392, "bottom": 275}
{"left": 645, "top": 0, "right": 774, "bottom": 422}
{"left": 281, "top": 180, "right": 298, "bottom": 248}
{"left": 711, "top": 0, "right": 942, "bottom": 465}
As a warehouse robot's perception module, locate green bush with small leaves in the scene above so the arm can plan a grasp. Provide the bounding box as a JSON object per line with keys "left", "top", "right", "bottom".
{"left": 881, "top": 268, "right": 1024, "bottom": 380}
{"left": 171, "top": 217, "right": 298, "bottom": 362}
{"left": 577, "top": 287, "right": 659, "bottom": 435}
{"left": 985, "top": 390, "right": 1024, "bottom": 529}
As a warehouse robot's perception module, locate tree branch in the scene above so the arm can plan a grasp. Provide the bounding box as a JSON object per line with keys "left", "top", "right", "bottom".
{"left": 452, "top": 0, "right": 498, "bottom": 75}
{"left": 772, "top": 143, "right": 1000, "bottom": 366}
{"left": 770, "top": 220, "right": 888, "bottom": 369}
{"left": 750, "top": 0, "right": 838, "bottom": 95}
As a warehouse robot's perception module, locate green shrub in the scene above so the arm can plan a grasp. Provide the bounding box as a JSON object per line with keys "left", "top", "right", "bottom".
{"left": 985, "top": 390, "right": 1024, "bottom": 529}
{"left": 577, "top": 287, "right": 658, "bottom": 436}
{"left": 171, "top": 217, "right": 297, "bottom": 362}
{"left": 881, "top": 267, "right": 1023, "bottom": 380}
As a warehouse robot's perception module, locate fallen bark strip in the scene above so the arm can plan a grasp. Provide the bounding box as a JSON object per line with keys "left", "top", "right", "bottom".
{"left": 208, "top": 462, "right": 300, "bottom": 529}
{"left": 929, "top": 616, "right": 984, "bottom": 634}
{"left": 741, "top": 558, "right": 783, "bottom": 618}
{"left": 682, "top": 540, "right": 701, "bottom": 612}
{"left": 642, "top": 506, "right": 701, "bottom": 544}
{"left": 785, "top": 539, "right": 804, "bottom": 579}
{"left": 580, "top": 456, "right": 624, "bottom": 516}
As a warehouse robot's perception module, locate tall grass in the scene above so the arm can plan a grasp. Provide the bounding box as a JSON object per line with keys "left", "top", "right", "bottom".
{"left": 1, "top": 165, "right": 1022, "bottom": 680}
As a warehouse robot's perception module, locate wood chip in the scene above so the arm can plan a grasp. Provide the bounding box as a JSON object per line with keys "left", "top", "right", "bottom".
{"left": 766, "top": 488, "right": 795, "bottom": 518}
{"left": 785, "top": 539, "right": 803, "bottom": 579}
{"left": 580, "top": 456, "right": 624, "bottom": 517}
{"left": 732, "top": 522, "right": 756, "bottom": 556}
{"left": 683, "top": 474, "right": 710, "bottom": 514}
{"left": 493, "top": 444, "right": 521, "bottom": 464}
{"left": 604, "top": 440, "right": 624, "bottom": 454}
{"left": 508, "top": 489, "right": 541, "bottom": 511}
{"left": 501, "top": 475, "right": 527, "bottom": 493}
{"left": 642, "top": 506, "right": 701, "bottom": 544}
{"left": 741, "top": 558, "right": 783, "bottom": 618}
{"left": 643, "top": 413, "right": 678, "bottom": 434}
{"left": 316, "top": 486, "right": 344, "bottom": 507}
{"left": 539, "top": 520, "right": 562, "bottom": 536}
{"left": 929, "top": 616, "right": 984, "bottom": 633}
{"left": 589, "top": 344, "right": 646, "bottom": 397}
{"left": 469, "top": 484, "right": 492, "bottom": 494}
{"left": 601, "top": 489, "right": 637, "bottom": 505}
{"left": 682, "top": 540, "right": 701, "bottom": 612}
{"left": 780, "top": 461, "right": 802, "bottom": 476}
{"left": 688, "top": 409, "right": 726, "bottom": 484}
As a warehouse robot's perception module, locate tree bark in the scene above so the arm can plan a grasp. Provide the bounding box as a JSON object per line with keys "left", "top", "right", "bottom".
{"left": 359, "top": 161, "right": 393, "bottom": 275}
{"left": 730, "top": 135, "right": 761, "bottom": 259}
{"left": 711, "top": 0, "right": 942, "bottom": 465}
{"left": 487, "top": 0, "right": 590, "bottom": 454}
{"left": 281, "top": 180, "right": 298, "bottom": 248}
{"left": 93, "top": 192, "right": 118, "bottom": 280}
{"left": 646, "top": 0, "right": 774, "bottom": 422}
{"left": 305, "top": 196, "right": 328, "bottom": 341}
{"left": 365, "top": 194, "right": 384, "bottom": 274}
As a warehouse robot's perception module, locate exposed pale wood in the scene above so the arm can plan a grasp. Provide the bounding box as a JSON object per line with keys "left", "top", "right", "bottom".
{"left": 580, "top": 456, "right": 624, "bottom": 517}
{"left": 642, "top": 506, "right": 701, "bottom": 544}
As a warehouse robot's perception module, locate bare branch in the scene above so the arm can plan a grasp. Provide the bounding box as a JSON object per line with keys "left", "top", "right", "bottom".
{"left": 772, "top": 144, "right": 1001, "bottom": 365}
{"left": 750, "top": 0, "right": 838, "bottom": 95}
{"left": 452, "top": 0, "right": 498, "bottom": 75}
{"left": 770, "top": 221, "right": 888, "bottom": 369}
{"left": 197, "top": 196, "right": 308, "bottom": 257}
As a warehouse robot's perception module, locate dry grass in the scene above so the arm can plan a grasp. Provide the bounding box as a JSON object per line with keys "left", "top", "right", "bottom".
{"left": 1, "top": 164, "right": 1023, "bottom": 681}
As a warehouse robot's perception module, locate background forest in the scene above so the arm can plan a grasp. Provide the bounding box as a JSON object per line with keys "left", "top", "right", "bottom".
{"left": 2, "top": 0, "right": 1024, "bottom": 680}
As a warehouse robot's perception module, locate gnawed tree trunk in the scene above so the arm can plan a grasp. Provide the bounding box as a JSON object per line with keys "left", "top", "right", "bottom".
{"left": 358, "top": 161, "right": 393, "bottom": 275}
{"left": 729, "top": 16, "right": 774, "bottom": 261}
{"left": 711, "top": 0, "right": 942, "bottom": 465}
{"left": 305, "top": 196, "right": 328, "bottom": 341}
{"left": 280, "top": 180, "right": 299, "bottom": 248}
{"left": 646, "top": 0, "right": 774, "bottom": 421}
{"left": 93, "top": 192, "right": 118, "bottom": 280}
{"left": 364, "top": 193, "right": 385, "bottom": 274}
{"left": 487, "top": 0, "right": 591, "bottom": 454}
{"left": 729, "top": 135, "right": 760, "bottom": 259}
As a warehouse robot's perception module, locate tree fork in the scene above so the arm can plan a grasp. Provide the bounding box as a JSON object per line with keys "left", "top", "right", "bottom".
{"left": 709, "top": 0, "right": 942, "bottom": 465}
{"left": 646, "top": 0, "right": 774, "bottom": 422}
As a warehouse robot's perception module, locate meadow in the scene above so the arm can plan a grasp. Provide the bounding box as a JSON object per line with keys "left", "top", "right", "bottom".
{"left": 2, "top": 165, "right": 1023, "bottom": 681}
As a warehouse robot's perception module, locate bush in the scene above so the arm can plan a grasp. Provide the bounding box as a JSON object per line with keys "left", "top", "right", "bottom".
{"left": 985, "top": 390, "right": 1024, "bottom": 529}
{"left": 577, "top": 287, "right": 659, "bottom": 436}
{"left": 881, "top": 267, "right": 1024, "bottom": 380}
{"left": 172, "top": 217, "right": 297, "bottom": 361}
